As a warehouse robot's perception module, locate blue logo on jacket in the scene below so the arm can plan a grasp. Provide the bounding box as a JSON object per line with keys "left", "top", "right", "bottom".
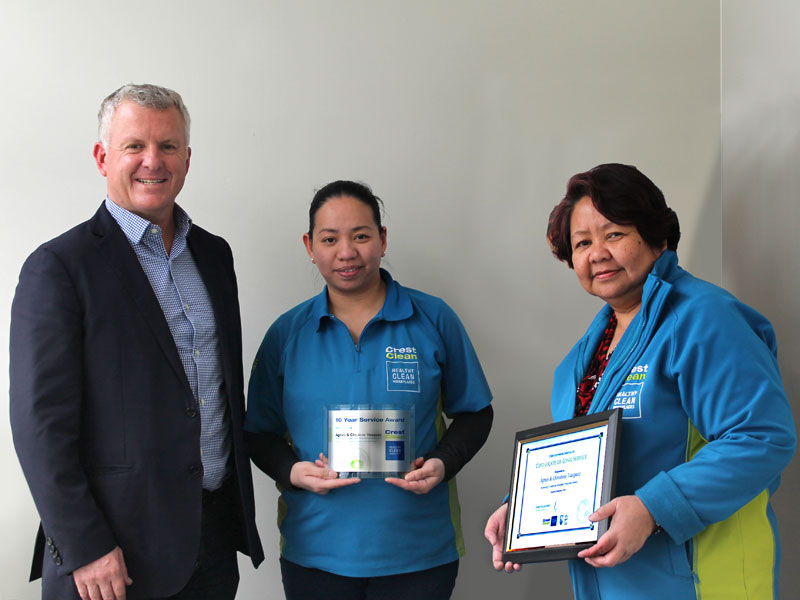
{"left": 612, "top": 383, "right": 642, "bottom": 418}
{"left": 612, "top": 364, "right": 648, "bottom": 418}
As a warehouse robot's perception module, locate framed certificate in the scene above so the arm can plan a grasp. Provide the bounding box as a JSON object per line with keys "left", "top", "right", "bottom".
{"left": 502, "top": 408, "right": 621, "bottom": 563}
{"left": 326, "top": 405, "right": 415, "bottom": 478}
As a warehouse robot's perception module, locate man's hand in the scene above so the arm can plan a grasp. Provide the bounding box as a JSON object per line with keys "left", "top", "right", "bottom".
{"left": 484, "top": 503, "right": 521, "bottom": 573}
{"left": 73, "top": 546, "right": 132, "bottom": 600}
{"left": 577, "top": 495, "right": 656, "bottom": 568}
{"left": 385, "top": 457, "right": 444, "bottom": 494}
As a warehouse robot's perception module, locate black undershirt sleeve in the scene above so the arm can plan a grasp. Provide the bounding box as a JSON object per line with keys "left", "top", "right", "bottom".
{"left": 424, "top": 404, "right": 494, "bottom": 481}
{"left": 244, "top": 430, "right": 299, "bottom": 490}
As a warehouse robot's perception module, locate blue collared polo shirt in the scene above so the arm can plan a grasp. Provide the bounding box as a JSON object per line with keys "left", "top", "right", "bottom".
{"left": 245, "top": 269, "right": 492, "bottom": 576}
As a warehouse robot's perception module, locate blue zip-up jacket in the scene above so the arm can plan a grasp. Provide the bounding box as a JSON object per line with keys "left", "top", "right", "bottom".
{"left": 551, "top": 251, "right": 796, "bottom": 599}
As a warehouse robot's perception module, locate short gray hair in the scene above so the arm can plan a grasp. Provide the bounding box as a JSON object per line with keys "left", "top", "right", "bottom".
{"left": 98, "top": 83, "right": 191, "bottom": 147}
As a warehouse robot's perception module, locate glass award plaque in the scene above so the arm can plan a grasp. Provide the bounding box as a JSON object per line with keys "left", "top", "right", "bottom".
{"left": 326, "top": 404, "right": 415, "bottom": 478}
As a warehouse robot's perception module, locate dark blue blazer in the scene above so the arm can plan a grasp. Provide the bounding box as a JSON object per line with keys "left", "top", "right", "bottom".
{"left": 10, "top": 203, "right": 263, "bottom": 598}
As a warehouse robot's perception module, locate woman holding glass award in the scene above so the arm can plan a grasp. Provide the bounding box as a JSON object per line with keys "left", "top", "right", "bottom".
{"left": 484, "top": 163, "right": 795, "bottom": 599}
{"left": 245, "top": 180, "right": 493, "bottom": 599}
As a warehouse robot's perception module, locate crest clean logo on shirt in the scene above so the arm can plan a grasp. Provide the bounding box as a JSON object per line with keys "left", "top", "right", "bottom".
{"left": 612, "top": 364, "right": 648, "bottom": 419}
{"left": 385, "top": 345, "right": 420, "bottom": 393}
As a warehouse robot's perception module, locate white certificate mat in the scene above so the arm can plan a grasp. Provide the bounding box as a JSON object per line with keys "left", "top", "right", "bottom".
{"left": 503, "top": 409, "right": 621, "bottom": 563}
{"left": 327, "top": 405, "right": 415, "bottom": 478}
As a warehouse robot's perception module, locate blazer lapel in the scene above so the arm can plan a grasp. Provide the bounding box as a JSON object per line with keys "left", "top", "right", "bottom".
{"left": 186, "top": 230, "right": 234, "bottom": 388}
{"left": 89, "top": 204, "right": 193, "bottom": 393}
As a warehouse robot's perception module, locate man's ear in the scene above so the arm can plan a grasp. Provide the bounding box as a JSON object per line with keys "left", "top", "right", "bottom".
{"left": 93, "top": 142, "right": 108, "bottom": 177}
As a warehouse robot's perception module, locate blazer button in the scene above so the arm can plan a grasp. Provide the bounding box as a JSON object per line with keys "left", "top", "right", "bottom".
{"left": 186, "top": 407, "right": 197, "bottom": 418}
{"left": 187, "top": 464, "right": 202, "bottom": 476}
{"left": 46, "top": 537, "right": 54, "bottom": 548}
{"left": 55, "top": 556, "right": 62, "bottom": 566}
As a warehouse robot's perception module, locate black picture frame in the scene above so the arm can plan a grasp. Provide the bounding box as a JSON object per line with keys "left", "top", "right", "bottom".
{"left": 502, "top": 408, "right": 622, "bottom": 564}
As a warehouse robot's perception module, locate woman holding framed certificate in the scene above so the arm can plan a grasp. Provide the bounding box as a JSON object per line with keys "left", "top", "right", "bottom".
{"left": 245, "top": 180, "right": 493, "bottom": 599}
{"left": 485, "top": 163, "right": 796, "bottom": 599}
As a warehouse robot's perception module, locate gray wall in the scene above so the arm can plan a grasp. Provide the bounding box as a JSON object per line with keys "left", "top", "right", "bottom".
{"left": 0, "top": 1, "right": 789, "bottom": 598}
{"left": 721, "top": 2, "right": 800, "bottom": 596}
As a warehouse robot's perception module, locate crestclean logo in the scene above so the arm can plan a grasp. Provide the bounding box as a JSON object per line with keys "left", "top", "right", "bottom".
{"left": 385, "top": 345, "right": 418, "bottom": 360}
{"left": 385, "top": 344, "right": 420, "bottom": 393}
{"left": 625, "top": 363, "right": 648, "bottom": 382}
{"left": 612, "top": 364, "right": 648, "bottom": 419}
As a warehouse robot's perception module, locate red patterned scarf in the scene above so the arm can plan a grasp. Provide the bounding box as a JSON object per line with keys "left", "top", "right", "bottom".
{"left": 574, "top": 312, "right": 617, "bottom": 417}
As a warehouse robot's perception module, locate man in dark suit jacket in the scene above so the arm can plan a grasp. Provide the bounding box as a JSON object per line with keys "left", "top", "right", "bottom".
{"left": 10, "top": 84, "right": 263, "bottom": 600}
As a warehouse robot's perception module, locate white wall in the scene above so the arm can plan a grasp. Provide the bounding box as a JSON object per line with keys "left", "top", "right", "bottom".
{"left": 1, "top": 1, "right": 722, "bottom": 598}
{"left": 721, "top": 2, "right": 800, "bottom": 596}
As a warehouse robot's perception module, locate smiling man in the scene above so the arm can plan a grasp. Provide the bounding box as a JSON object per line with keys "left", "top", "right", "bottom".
{"left": 10, "top": 84, "right": 263, "bottom": 600}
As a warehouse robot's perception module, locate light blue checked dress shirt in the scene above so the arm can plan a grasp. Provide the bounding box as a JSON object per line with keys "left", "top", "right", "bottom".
{"left": 105, "top": 197, "right": 230, "bottom": 490}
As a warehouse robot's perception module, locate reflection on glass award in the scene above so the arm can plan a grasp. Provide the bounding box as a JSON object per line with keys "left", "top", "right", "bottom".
{"left": 327, "top": 405, "right": 415, "bottom": 478}
{"left": 576, "top": 498, "right": 592, "bottom": 525}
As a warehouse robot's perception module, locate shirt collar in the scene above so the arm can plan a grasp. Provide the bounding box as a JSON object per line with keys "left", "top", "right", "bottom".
{"left": 313, "top": 269, "right": 413, "bottom": 332}
{"left": 649, "top": 248, "right": 678, "bottom": 280}
{"left": 104, "top": 196, "right": 192, "bottom": 246}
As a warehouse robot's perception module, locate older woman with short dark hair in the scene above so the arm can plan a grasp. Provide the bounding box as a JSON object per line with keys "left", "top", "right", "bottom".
{"left": 485, "top": 163, "right": 796, "bottom": 599}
